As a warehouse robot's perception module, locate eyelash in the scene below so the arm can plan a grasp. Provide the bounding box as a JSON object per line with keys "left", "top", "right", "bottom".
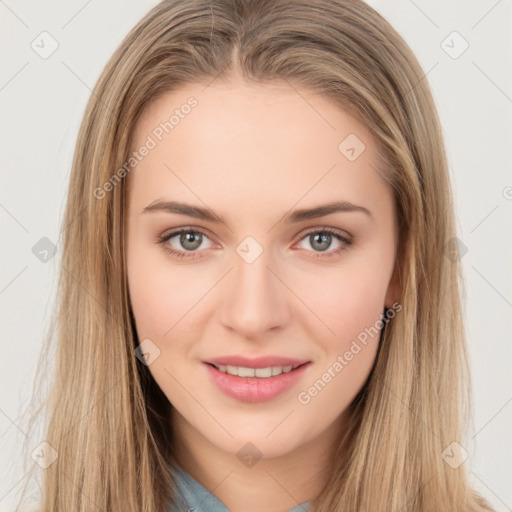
{"left": 157, "top": 226, "right": 353, "bottom": 261}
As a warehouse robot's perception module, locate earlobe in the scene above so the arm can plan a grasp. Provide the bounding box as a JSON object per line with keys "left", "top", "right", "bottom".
{"left": 384, "top": 259, "right": 402, "bottom": 308}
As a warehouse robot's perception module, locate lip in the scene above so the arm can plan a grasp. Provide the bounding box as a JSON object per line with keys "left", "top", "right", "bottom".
{"left": 203, "top": 361, "right": 312, "bottom": 403}
{"left": 204, "top": 355, "right": 310, "bottom": 368}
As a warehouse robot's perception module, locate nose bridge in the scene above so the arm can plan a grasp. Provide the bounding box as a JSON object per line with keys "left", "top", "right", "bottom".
{"left": 220, "top": 241, "right": 289, "bottom": 337}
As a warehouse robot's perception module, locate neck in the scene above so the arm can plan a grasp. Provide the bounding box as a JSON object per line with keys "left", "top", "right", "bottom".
{"left": 170, "top": 408, "right": 348, "bottom": 512}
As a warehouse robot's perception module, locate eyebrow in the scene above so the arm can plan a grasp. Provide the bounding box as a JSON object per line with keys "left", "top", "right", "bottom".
{"left": 141, "top": 199, "right": 373, "bottom": 226}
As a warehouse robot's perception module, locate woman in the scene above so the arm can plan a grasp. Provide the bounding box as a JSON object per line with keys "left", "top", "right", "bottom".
{"left": 22, "top": 0, "right": 494, "bottom": 510}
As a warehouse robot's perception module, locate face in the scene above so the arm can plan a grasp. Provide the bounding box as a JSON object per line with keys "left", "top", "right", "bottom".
{"left": 126, "top": 78, "right": 400, "bottom": 462}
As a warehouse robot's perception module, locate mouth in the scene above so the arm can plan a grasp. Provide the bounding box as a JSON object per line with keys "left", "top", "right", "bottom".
{"left": 203, "top": 360, "right": 312, "bottom": 403}
{"left": 205, "top": 362, "right": 307, "bottom": 378}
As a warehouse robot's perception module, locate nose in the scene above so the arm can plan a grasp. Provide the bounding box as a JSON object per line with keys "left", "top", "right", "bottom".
{"left": 219, "top": 247, "right": 291, "bottom": 339}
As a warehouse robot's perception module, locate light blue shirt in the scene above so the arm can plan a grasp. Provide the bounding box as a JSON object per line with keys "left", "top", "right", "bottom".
{"left": 167, "top": 464, "right": 311, "bottom": 511}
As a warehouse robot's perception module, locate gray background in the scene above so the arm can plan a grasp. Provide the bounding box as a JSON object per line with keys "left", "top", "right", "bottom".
{"left": 1, "top": 1, "right": 511, "bottom": 510}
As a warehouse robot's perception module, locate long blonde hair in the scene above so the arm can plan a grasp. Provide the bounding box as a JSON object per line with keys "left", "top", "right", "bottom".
{"left": 20, "top": 0, "right": 494, "bottom": 510}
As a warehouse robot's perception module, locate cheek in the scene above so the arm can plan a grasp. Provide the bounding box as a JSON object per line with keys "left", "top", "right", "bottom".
{"left": 127, "top": 245, "right": 209, "bottom": 340}
{"left": 294, "top": 261, "right": 390, "bottom": 346}
{"left": 294, "top": 272, "right": 386, "bottom": 415}
{"left": 128, "top": 262, "right": 171, "bottom": 340}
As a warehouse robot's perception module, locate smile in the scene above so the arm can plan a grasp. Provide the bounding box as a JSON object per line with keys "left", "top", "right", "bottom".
{"left": 210, "top": 363, "right": 302, "bottom": 378}
{"left": 203, "top": 362, "right": 311, "bottom": 403}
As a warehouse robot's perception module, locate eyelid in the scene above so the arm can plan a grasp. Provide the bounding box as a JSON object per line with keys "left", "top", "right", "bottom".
{"left": 158, "top": 225, "right": 216, "bottom": 243}
{"left": 158, "top": 225, "right": 352, "bottom": 244}
{"left": 294, "top": 225, "right": 353, "bottom": 244}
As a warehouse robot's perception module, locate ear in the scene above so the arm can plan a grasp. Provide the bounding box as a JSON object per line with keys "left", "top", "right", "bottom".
{"left": 384, "top": 258, "right": 402, "bottom": 308}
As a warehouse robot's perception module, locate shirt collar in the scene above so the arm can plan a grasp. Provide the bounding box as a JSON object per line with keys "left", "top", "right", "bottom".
{"left": 169, "top": 464, "right": 311, "bottom": 512}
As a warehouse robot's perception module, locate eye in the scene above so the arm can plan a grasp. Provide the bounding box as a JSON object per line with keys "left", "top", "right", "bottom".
{"left": 157, "top": 226, "right": 353, "bottom": 261}
{"left": 157, "top": 227, "right": 215, "bottom": 260}
{"left": 294, "top": 227, "right": 353, "bottom": 258}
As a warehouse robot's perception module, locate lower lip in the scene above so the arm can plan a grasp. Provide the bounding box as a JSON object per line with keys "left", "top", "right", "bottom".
{"left": 203, "top": 362, "right": 311, "bottom": 403}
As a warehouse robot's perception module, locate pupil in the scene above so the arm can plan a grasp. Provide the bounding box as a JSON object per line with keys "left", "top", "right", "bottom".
{"left": 181, "top": 232, "right": 202, "bottom": 250}
{"left": 311, "top": 233, "right": 331, "bottom": 252}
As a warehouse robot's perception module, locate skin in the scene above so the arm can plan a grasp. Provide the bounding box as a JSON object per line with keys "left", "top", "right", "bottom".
{"left": 126, "top": 76, "right": 401, "bottom": 512}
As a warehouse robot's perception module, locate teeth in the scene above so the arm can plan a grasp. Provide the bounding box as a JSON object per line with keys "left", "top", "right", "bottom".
{"left": 214, "top": 364, "right": 298, "bottom": 378}
{"left": 255, "top": 367, "right": 272, "bottom": 378}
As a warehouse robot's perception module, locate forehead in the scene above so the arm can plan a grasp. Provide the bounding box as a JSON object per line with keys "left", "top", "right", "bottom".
{"left": 127, "top": 80, "right": 390, "bottom": 217}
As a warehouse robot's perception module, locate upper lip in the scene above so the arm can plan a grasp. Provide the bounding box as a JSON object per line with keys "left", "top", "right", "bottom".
{"left": 204, "top": 355, "right": 310, "bottom": 369}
